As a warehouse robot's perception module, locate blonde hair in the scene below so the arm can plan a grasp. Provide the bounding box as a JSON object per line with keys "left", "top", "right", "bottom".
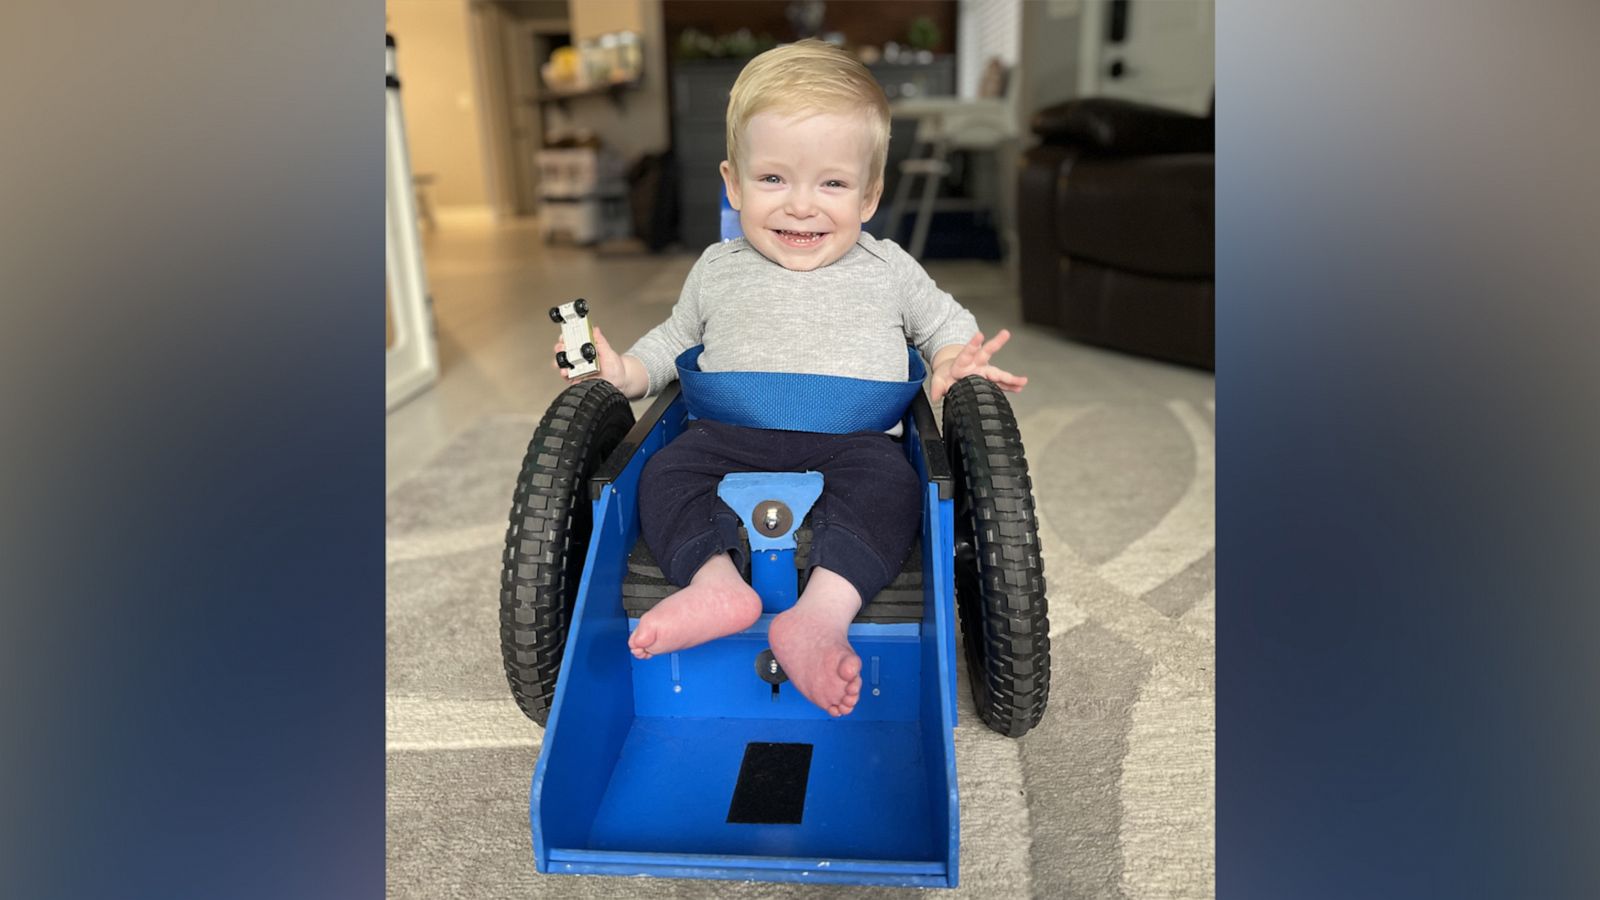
{"left": 724, "top": 39, "right": 891, "bottom": 193}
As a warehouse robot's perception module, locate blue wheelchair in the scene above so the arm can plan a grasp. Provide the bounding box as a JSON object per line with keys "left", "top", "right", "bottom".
{"left": 498, "top": 341, "right": 1050, "bottom": 888}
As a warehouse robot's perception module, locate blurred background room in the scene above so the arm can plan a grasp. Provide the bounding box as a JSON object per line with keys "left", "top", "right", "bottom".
{"left": 386, "top": 0, "right": 1213, "bottom": 440}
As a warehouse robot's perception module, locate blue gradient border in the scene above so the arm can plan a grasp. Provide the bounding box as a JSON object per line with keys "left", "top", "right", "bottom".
{"left": 1219, "top": 1, "right": 1600, "bottom": 897}
{"left": 3, "top": 1, "right": 1599, "bottom": 897}
{"left": 1, "top": 3, "right": 383, "bottom": 897}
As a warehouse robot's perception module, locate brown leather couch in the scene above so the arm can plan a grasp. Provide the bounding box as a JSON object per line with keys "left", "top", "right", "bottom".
{"left": 1017, "top": 98, "right": 1214, "bottom": 369}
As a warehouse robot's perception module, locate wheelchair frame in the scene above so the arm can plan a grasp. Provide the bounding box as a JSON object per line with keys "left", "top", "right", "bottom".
{"left": 503, "top": 374, "right": 1048, "bottom": 889}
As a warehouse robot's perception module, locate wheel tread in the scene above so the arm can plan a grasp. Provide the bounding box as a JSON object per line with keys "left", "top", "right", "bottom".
{"left": 944, "top": 376, "right": 1052, "bottom": 738}
{"left": 497, "top": 379, "right": 634, "bottom": 725}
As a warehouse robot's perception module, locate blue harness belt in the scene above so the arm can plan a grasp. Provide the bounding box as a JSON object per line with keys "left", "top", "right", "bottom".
{"left": 674, "top": 344, "right": 926, "bottom": 434}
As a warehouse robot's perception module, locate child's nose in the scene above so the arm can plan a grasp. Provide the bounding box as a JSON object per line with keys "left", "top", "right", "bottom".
{"left": 785, "top": 187, "right": 818, "bottom": 218}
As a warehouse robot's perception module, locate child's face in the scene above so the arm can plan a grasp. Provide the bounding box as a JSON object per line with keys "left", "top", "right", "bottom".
{"left": 720, "top": 110, "right": 883, "bottom": 272}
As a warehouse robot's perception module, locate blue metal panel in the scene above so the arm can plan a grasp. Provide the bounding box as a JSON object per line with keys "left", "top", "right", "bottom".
{"left": 902, "top": 406, "right": 959, "bottom": 728}
{"left": 750, "top": 548, "right": 799, "bottom": 610}
{"left": 718, "top": 472, "right": 824, "bottom": 614}
{"left": 628, "top": 618, "right": 921, "bottom": 721}
{"left": 530, "top": 393, "right": 685, "bottom": 871}
{"left": 530, "top": 481, "right": 634, "bottom": 870}
{"left": 931, "top": 490, "right": 959, "bottom": 729}
{"left": 549, "top": 856, "right": 949, "bottom": 888}
{"left": 918, "top": 478, "right": 961, "bottom": 885}
{"left": 573, "top": 717, "right": 945, "bottom": 870}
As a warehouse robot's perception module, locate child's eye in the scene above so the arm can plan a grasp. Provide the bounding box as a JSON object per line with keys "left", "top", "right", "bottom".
{"left": 824, "top": 180, "right": 848, "bottom": 189}
{"left": 759, "top": 174, "right": 782, "bottom": 184}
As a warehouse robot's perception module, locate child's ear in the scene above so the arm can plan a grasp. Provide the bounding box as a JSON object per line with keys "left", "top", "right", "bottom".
{"left": 719, "top": 160, "right": 742, "bottom": 210}
{"left": 860, "top": 179, "right": 884, "bottom": 223}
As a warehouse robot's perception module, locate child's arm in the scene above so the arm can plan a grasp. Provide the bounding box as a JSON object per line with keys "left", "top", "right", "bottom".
{"left": 928, "top": 330, "right": 1028, "bottom": 402}
{"left": 885, "top": 238, "right": 1027, "bottom": 400}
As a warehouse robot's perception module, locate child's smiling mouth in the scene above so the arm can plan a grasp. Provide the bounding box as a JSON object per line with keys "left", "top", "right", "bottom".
{"left": 773, "top": 229, "right": 828, "bottom": 247}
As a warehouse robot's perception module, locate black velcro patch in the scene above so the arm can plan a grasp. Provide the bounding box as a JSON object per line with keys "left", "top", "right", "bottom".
{"left": 726, "top": 742, "right": 813, "bottom": 825}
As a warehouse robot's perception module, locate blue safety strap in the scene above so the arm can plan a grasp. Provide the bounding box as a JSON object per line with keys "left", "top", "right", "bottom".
{"left": 675, "top": 345, "right": 926, "bottom": 433}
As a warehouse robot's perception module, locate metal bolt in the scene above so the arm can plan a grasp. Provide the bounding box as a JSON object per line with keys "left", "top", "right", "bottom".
{"left": 872, "top": 688, "right": 880, "bottom": 696}
{"left": 764, "top": 506, "right": 779, "bottom": 529}
{"left": 673, "top": 684, "right": 682, "bottom": 693}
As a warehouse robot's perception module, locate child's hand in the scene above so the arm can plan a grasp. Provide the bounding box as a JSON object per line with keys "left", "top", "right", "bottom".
{"left": 552, "top": 326, "right": 627, "bottom": 387}
{"left": 929, "top": 330, "right": 1028, "bottom": 402}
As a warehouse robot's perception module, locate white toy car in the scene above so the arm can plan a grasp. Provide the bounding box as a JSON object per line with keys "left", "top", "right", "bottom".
{"left": 549, "top": 298, "right": 598, "bottom": 378}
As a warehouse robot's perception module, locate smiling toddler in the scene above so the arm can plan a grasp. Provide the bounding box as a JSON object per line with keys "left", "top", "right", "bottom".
{"left": 564, "top": 39, "right": 1026, "bottom": 717}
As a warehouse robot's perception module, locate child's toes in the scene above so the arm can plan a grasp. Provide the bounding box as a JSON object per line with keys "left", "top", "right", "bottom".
{"left": 838, "top": 654, "right": 861, "bottom": 682}
{"left": 628, "top": 625, "right": 654, "bottom": 658}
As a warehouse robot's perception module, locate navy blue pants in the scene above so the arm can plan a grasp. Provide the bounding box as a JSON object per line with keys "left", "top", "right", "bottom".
{"left": 638, "top": 419, "right": 923, "bottom": 603}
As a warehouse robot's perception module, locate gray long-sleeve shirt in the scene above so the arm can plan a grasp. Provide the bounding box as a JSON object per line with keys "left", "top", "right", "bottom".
{"left": 626, "top": 233, "right": 979, "bottom": 398}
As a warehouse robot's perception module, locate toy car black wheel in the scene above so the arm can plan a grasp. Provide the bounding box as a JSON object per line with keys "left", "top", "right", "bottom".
{"left": 555, "top": 350, "right": 571, "bottom": 369}
{"left": 573, "top": 298, "right": 588, "bottom": 317}
{"left": 581, "top": 342, "right": 597, "bottom": 362}
{"left": 943, "top": 376, "right": 1050, "bottom": 738}
{"left": 499, "top": 378, "right": 635, "bottom": 725}
{"left": 549, "top": 306, "right": 564, "bottom": 324}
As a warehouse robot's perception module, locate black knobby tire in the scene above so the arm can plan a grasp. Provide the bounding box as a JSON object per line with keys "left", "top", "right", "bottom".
{"left": 943, "top": 376, "right": 1051, "bottom": 737}
{"left": 499, "top": 379, "right": 635, "bottom": 725}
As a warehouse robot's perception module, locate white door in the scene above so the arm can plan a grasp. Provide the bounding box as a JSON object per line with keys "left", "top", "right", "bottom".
{"left": 386, "top": 37, "right": 440, "bottom": 411}
{"left": 1079, "top": 0, "right": 1214, "bottom": 115}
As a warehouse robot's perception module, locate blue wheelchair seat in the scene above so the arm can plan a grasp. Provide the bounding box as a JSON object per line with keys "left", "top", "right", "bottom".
{"left": 499, "top": 356, "right": 1049, "bottom": 889}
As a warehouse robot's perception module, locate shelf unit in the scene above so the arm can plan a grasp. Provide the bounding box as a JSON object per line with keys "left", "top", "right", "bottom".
{"left": 532, "top": 78, "right": 642, "bottom": 114}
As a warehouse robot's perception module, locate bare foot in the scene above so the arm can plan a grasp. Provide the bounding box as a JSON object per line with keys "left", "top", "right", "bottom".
{"left": 629, "top": 553, "right": 761, "bottom": 659}
{"left": 768, "top": 568, "right": 863, "bottom": 717}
